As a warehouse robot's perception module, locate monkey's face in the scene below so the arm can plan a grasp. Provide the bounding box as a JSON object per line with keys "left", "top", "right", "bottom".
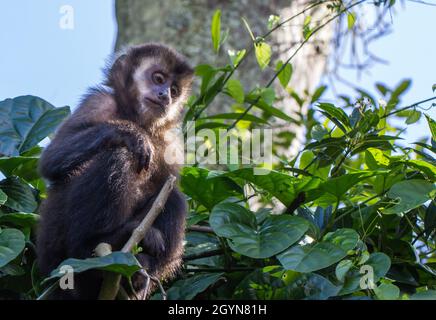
{"left": 132, "top": 59, "right": 192, "bottom": 127}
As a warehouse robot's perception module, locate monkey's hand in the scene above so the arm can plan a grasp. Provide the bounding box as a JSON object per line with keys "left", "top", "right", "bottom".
{"left": 141, "top": 227, "right": 166, "bottom": 257}
{"left": 112, "top": 132, "right": 152, "bottom": 173}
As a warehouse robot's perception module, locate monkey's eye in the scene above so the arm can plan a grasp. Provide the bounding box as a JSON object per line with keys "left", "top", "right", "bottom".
{"left": 152, "top": 72, "right": 166, "bottom": 85}
{"left": 170, "top": 85, "right": 179, "bottom": 97}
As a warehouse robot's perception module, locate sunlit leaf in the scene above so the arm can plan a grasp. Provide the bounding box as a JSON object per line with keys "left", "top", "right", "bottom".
{"left": 211, "top": 10, "right": 221, "bottom": 53}
{"left": 255, "top": 42, "right": 272, "bottom": 70}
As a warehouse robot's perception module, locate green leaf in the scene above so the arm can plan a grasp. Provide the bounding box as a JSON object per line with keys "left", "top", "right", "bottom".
{"left": 336, "top": 259, "right": 353, "bottom": 282}
{"left": 228, "top": 49, "right": 246, "bottom": 67}
{"left": 376, "top": 82, "right": 389, "bottom": 96}
{"left": 210, "top": 203, "right": 309, "bottom": 259}
{"left": 303, "top": 15, "right": 312, "bottom": 40}
{"left": 275, "top": 60, "right": 292, "bottom": 88}
{"left": 305, "top": 136, "right": 346, "bottom": 151}
{"left": 383, "top": 179, "right": 435, "bottom": 215}
{"left": 0, "top": 189, "right": 7, "bottom": 205}
{"left": 311, "top": 124, "right": 328, "bottom": 141}
{"left": 181, "top": 167, "right": 243, "bottom": 210}
{"left": 0, "top": 96, "right": 70, "bottom": 156}
{"left": 245, "top": 98, "right": 294, "bottom": 123}
{"left": 374, "top": 283, "right": 400, "bottom": 300}
{"left": 311, "top": 85, "right": 327, "bottom": 104}
{"left": 347, "top": 12, "right": 356, "bottom": 30}
{"left": 406, "top": 110, "right": 421, "bottom": 124}
{"left": 0, "top": 228, "right": 26, "bottom": 268}
{"left": 224, "top": 168, "right": 321, "bottom": 206}
{"left": 389, "top": 79, "right": 411, "bottom": 105}
{"left": 254, "top": 42, "right": 271, "bottom": 70}
{"left": 317, "top": 103, "right": 350, "bottom": 128}
{"left": 46, "top": 252, "right": 141, "bottom": 281}
{"left": 0, "top": 177, "right": 37, "bottom": 213}
{"left": 277, "top": 229, "right": 359, "bottom": 272}
{"left": 162, "top": 273, "right": 224, "bottom": 300}
{"left": 225, "top": 79, "right": 245, "bottom": 103}
{"left": 0, "top": 156, "right": 39, "bottom": 182}
{"left": 425, "top": 114, "right": 436, "bottom": 140}
{"left": 311, "top": 172, "right": 376, "bottom": 205}
{"left": 0, "top": 212, "right": 39, "bottom": 228}
{"left": 211, "top": 10, "right": 221, "bottom": 53}
{"left": 396, "top": 159, "right": 436, "bottom": 180}
{"left": 410, "top": 290, "right": 436, "bottom": 300}
{"left": 339, "top": 252, "right": 391, "bottom": 296}
{"left": 351, "top": 135, "right": 399, "bottom": 155}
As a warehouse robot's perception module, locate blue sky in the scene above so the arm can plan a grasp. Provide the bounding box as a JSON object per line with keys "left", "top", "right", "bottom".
{"left": 0, "top": 1, "right": 435, "bottom": 144}
{"left": 0, "top": 0, "right": 115, "bottom": 108}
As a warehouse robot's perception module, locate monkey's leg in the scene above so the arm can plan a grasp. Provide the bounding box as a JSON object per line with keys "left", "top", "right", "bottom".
{"left": 39, "top": 122, "right": 149, "bottom": 182}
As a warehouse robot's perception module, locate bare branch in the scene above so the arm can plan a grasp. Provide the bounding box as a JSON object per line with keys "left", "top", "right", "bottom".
{"left": 97, "top": 175, "right": 177, "bottom": 300}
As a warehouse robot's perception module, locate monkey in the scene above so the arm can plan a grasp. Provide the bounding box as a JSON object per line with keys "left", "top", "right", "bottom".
{"left": 36, "top": 43, "right": 194, "bottom": 299}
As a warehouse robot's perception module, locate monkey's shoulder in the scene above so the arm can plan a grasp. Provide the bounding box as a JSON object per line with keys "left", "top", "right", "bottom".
{"left": 73, "top": 87, "right": 118, "bottom": 124}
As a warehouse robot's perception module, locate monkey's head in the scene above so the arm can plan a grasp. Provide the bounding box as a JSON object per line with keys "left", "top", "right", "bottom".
{"left": 107, "top": 43, "right": 194, "bottom": 128}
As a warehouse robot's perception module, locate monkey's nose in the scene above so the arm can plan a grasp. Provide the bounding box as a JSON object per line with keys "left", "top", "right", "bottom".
{"left": 157, "top": 91, "right": 170, "bottom": 105}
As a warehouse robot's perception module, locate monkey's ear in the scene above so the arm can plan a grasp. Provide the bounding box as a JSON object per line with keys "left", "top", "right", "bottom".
{"left": 106, "top": 54, "right": 131, "bottom": 92}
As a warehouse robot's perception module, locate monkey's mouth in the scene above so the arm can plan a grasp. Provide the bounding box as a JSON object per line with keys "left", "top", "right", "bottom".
{"left": 145, "top": 97, "right": 164, "bottom": 109}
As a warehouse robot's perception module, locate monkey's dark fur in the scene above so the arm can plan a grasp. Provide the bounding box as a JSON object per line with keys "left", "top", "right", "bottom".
{"left": 36, "top": 43, "right": 194, "bottom": 299}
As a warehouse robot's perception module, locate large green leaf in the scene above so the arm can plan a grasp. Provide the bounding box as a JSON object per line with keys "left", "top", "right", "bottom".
{"left": 383, "top": 179, "right": 435, "bottom": 215}
{"left": 180, "top": 167, "right": 243, "bottom": 210}
{"left": 0, "top": 212, "right": 40, "bottom": 228}
{"left": 339, "top": 252, "right": 391, "bottom": 295}
{"left": 161, "top": 273, "right": 224, "bottom": 300}
{"left": 0, "top": 228, "right": 26, "bottom": 268}
{"left": 0, "top": 177, "right": 37, "bottom": 213}
{"left": 210, "top": 203, "right": 309, "bottom": 258}
{"left": 223, "top": 168, "right": 321, "bottom": 207}
{"left": 46, "top": 252, "right": 141, "bottom": 281}
{"left": 277, "top": 229, "right": 359, "bottom": 272}
{"left": 0, "top": 96, "right": 70, "bottom": 156}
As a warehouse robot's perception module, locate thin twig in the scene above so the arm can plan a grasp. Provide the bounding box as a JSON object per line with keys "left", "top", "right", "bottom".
{"left": 187, "top": 225, "right": 215, "bottom": 233}
{"left": 98, "top": 175, "right": 177, "bottom": 300}
{"left": 183, "top": 249, "right": 223, "bottom": 261}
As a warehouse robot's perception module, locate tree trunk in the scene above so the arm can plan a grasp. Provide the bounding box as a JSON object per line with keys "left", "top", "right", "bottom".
{"left": 115, "top": 0, "right": 333, "bottom": 158}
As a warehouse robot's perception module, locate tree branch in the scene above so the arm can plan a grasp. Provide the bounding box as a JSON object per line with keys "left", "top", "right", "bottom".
{"left": 97, "top": 175, "right": 177, "bottom": 300}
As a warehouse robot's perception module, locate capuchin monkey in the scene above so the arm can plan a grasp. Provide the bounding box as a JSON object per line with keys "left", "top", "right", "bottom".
{"left": 36, "top": 43, "right": 194, "bottom": 299}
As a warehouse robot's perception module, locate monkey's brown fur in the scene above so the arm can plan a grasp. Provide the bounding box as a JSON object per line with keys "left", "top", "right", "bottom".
{"left": 36, "top": 43, "right": 194, "bottom": 299}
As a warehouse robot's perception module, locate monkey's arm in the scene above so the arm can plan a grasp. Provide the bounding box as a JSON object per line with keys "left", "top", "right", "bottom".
{"left": 39, "top": 122, "right": 150, "bottom": 182}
